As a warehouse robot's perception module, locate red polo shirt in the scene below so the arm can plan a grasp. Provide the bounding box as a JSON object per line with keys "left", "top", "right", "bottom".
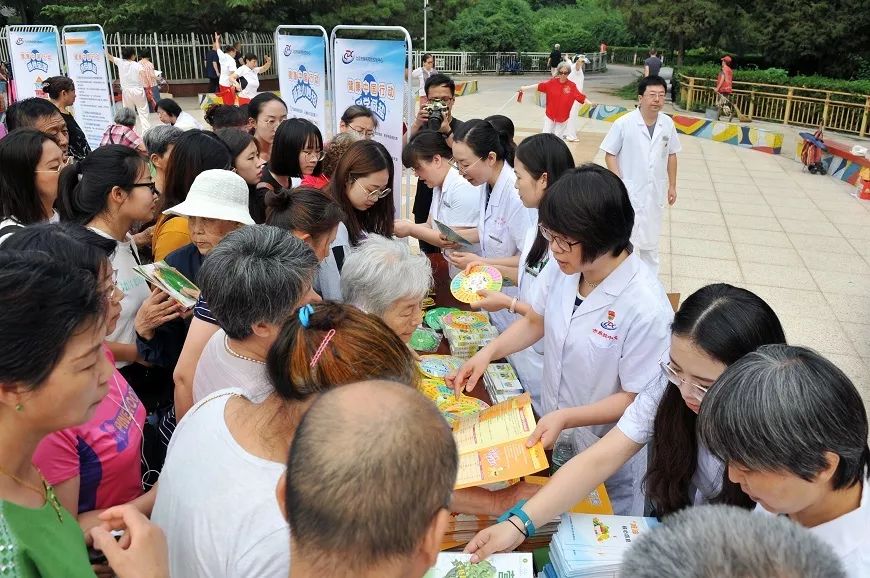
{"left": 537, "top": 78, "right": 587, "bottom": 123}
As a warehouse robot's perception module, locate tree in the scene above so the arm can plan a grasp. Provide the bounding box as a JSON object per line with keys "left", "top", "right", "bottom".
{"left": 448, "top": 0, "right": 536, "bottom": 52}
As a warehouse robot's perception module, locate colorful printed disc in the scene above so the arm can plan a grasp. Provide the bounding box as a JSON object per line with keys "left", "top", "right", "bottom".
{"left": 450, "top": 265, "right": 504, "bottom": 304}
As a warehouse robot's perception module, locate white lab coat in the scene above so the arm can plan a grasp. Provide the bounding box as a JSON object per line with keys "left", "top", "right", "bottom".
{"left": 600, "top": 109, "right": 681, "bottom": 250}
{"left": 477, "top": 163, "right": 536, "bottom": 332}
{"left": 432, "top": 167, "right": 482, "bottom": 264}
{"left": 505, "top": 226, "right": 550, "bottom": 415}
{"left": 316, "top": 222, "right": 350, "bottom": 301}
{"left": 531, "top": 252, "right": 673, "bottom": 514}
{"left": 617, "top": 364, "right": 726, "bottom": 507}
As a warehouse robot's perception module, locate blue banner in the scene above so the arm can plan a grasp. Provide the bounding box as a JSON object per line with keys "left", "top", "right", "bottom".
{"left": 276, "top": 33, "right": 328, "bottom": 134}
{"left": 62, "top": 28, "right": 114, "bottom": 149}
{"left": 6, "top": 29, "right": 62, "bottom": 100}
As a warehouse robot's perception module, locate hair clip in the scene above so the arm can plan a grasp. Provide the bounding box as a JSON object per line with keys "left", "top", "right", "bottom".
{"left": 298, "top": 304, "right": 314, "bottom": 328}
{"left": 310, "top": 329, "right": 336, "bottom": 368}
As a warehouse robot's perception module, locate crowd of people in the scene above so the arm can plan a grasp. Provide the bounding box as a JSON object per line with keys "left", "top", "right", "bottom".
{"left": 0, "top": 49, "right": 867, "bottom": 578}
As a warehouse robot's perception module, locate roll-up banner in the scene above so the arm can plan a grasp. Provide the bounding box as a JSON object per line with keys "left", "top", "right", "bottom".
{"left": 61, "top": 26, "right": 114, "bottom": 150}
{"left": 275, "top": 26, "right": 330, "bottom": 135}
{"left": 5, "top": 26, "right": 62, "bottom": 100}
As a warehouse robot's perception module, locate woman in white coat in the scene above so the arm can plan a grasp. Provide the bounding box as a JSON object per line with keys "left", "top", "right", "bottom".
{"left": 563, "top": 54, "right": 588, "bottom": 141}
{"left": 449, "top": 164, "right": 673, "bottom": 515}
{"left": 446, "top": 119, "right": 536, "bottom": 332}
{"left": 462, "top": 284, "right": 787, "bottom": 560}
{"left": 462, "top": 134, "right": 575, "bottom": 414}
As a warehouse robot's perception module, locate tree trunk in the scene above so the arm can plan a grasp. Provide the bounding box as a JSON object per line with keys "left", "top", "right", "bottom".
{"left": 677, "top": 32, "right": 684, "bottom": 66}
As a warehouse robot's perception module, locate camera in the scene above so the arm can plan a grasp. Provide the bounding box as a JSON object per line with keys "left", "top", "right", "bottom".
{"left": 424, "top": 99, "right": 449, "bottom": 131}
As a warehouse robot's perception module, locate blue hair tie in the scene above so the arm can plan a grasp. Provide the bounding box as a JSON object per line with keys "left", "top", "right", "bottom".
{"left": 298, "top": 304, "right": 314, "bottom": 328}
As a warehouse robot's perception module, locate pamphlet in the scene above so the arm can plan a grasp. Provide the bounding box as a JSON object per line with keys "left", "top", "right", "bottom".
{"left": 425, "top": 552, "right": 533, "bottom": 578}
{"left": 434, "top": 219, "right": 472, "bottom": 247}
{"left": 132, "top": 261, "right": 199, "bottom": 309}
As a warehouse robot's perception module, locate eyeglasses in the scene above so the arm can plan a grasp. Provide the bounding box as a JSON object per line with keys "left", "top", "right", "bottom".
{"left": 355, "top": 180, "right": 392, "bottom": 200}
{"left": 133, "top": 182, "right": 159, "bottom": 196}
{"left": 301, "top": 149, "right": 326, "bottom": 161}
{"left": 557, "top": 71, "right": 569, "bottom": 76}
{"left": 447, "top": 157, "right": 482, "bottom": 176}
{"left": 104, "top": 269, "right": 122, "bottom": 302}
{"left": 660, "top": 361, "right": 710, "bottom": 402}
{"left": 538, "top": 224, "right": 581, "bottom": 252}
{"left": 35, "top": 166, "right": 64, "bottom": 174}
{"left": 347, "top": 124, "right": 375, "bottom": 138}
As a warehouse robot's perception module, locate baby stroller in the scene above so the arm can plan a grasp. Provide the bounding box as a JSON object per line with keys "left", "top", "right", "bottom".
{"left": 799, "top": 127, "right": 827, "bottom": 175}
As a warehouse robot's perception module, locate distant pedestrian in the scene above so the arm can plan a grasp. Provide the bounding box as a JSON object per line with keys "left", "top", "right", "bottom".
{"left": 715, "top": 55, "right": 736, "bottom": 120}
{"left": 204, "top": 48, "right": 220, "bottom": 94}
{"left": 644, "top": 48, "right": 662, "bottom": 77}
{"left": 108, "top": 47, "right": 150, "bottom": 133}
{"left": 548, "top": 44, "right": 562, "bottom": 76}
{"left": 212, "top": 32, "right": 239, "bottom": 106}
{"left": 519, "top": 61, "right": 592, "bottom": 139}
{"left": 139, "top": 48, "right": 160, "bottom": 112}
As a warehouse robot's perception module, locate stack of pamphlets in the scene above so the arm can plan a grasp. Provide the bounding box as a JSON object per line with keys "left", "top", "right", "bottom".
{"left": 544, "top": 513, "right": 660, "bottom": 577}
{"left": 132, "top": 261, "right": 199, "bottom": 309}
{"left": 426, "top": 552, "right": 533, "bottom": 578}
{"left": 483, "top": 363, "right": 525, "bottom": 404}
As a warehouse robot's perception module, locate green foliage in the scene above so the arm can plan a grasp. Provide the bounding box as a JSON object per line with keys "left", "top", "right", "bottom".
{"left": 532, "top": 1, "right": 631, "bottom": 52}
{"left": 448, "top": 0, "right": 537, "bottom": 52}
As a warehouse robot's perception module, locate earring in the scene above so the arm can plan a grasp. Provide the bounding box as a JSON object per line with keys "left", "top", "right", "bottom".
{"left": 15, "top": 403, "right": 23, "bottom": 412}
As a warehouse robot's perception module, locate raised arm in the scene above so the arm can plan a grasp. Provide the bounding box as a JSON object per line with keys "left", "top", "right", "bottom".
{"left": 257, "top": 55, "right": 272, "bottom": 75}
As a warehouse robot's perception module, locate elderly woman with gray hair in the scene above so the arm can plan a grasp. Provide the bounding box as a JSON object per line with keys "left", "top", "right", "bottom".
{"left": 340, "top": 234, "right": 432, "bottom": 343}
{"left": 143, "top": 124, "right": 183, "bottom": 196}
{"left": 100, "top": 106, "right": 148, "bottom": 154}
{"left": 518, "top": 60, "right": 593, "bottom": 138}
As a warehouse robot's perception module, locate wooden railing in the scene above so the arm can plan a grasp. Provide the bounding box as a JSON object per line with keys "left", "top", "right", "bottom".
{"left": 678, "top": 75, "right": 870, "bottom": 137}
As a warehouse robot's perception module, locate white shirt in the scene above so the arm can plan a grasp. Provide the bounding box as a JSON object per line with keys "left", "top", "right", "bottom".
{"left": 568, "top": 64, "right": 585, "bottom": 93}
{"left": 478, "top": 163, "right": 536, "bottom": 332}
{"left": 89, "top": 228, "right": 150, "bottom": 367}
{"left": 217, "top": 49, "right": 237, "bottom": 88}
{"left": 152, "top": 388, "right": 289, "bottom": 578}
{"left": 316, "top": 222, "right": 349, "bottom": 301}
{"left": 617, "top": 368, "right": 726, "bottom": 506}
{"left": 115, "top": 58, "right": 144, "bottom": 90}
{"left": 193, "top": 329, "right": 272, "bottom": 404}
{"left": 531, "top": 251, "right": 673, "bottom": 513}
{"left": 756, "top": 480, "right": 870, "bottom": 578}
{"left": 173, "top": 111, "right": 202, "bottom": 131}
{"left": 430, "top": 166, "right": 481, "bottom": 256}
{"left": 411, "top": 66, "right": 436, "bottom": 97}
{"left": 599, "top": 109, "right": 681, "bottom": 249}
{"left": 236, "top": 64, "right": 263, "bottom": 99}
{"left": 0, "top": 210, "right": 60, "bottom": 244}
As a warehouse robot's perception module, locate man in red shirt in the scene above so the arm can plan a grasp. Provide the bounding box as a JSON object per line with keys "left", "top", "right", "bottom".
{"left": 715, "top": 55, "right": 736, "bottom": 121}
{"left": 519, "top": 61, "right": 594, "bottom": 141}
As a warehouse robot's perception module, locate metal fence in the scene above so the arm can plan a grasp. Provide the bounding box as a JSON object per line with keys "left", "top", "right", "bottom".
{"left": 410, "top": 50, "right": 608, "bottom": 75}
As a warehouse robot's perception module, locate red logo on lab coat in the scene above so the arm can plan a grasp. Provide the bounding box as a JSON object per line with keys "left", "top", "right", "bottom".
{"left": 601, "top": 310, "right": 617, "bottom": 331}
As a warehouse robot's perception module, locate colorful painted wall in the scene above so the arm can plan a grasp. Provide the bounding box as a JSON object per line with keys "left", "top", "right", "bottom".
{"left": 795, "top": 141, "right": 867, "bottom": 185}
{"left": 454, "top": 80, "right": 479, "bottom": 97}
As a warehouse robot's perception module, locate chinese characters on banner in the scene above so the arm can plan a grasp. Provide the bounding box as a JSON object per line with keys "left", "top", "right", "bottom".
{"left": 6, "top": 29, "right": 62, "bottom": 100}
{"left": 62, "top": 29, "right": 114, "bottom": 150}
{"left": 276, "top": 33, "right": 328, "bottom": 135}
{"left": 333, "top": 38, "right": 407, "bottom": 216}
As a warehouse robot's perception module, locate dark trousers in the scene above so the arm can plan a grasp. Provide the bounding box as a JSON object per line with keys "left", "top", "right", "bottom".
{"left": 413, "top": 180, "right": 438, "bottom": 254}
{"left": 207, "top": 77, "right": 219, "bottom": 94}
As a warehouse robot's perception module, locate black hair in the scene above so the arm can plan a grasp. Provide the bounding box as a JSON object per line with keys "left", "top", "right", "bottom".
{"left": 270, "top": 118, "right": 323, "bottom": 178}
{"left": 0, "top": 251, "right": 104, "bottom": 389}
{"left": 453, "top": 118, "right": 515, "bottom": 166}
{"left": 42, "top": 76, "right": 75, "bottom": 100}
{"left": 424, "top": 73, "right": 456, "bottom": 97}
{"left": 638, "top": 75, "right": 668, "bottom": 95}
{"left": 215, "top": 127, "right": 255, "bottom": 158}
{"left": 161, "top": 130, "right": 233, "bottom": 209}
{"left": 514, "top": 133, "right": 574, "bottom": 269}
{"left": 422, "top": 53, "right": 433, "bottom": 63}
{"left": 121, "top": 46, "right": 136, "bottom": 60}
{"left": 247, "top": 92, "right": 286, "bottom": 122}
{"left": 0, "top": 129, "right": 56, "bottom": 225}
{"left": 538, "top": 163, "right": 633, "bottom": 263}
{"left": 58, "top": 145, "right": 147, "bottom": 224}
{"left": 646, "top": 284, "right": 787, "bottom": 517}
{"left": 401, "top": 129, "right": 451, "bottom": 168}
{"left": 484, "top": 114, "right": 515, "bottom": 146}
{"left": 340, "top": 105, "right": 378, "bottom": 129}
{"left": 5, "top": 97, "right": 62, "bottom": 131}
{"left": 243, "top": 53, "right": 257, "bottom": 63}
{"left": 3, "top": 222, "right": 116, "bottom": 278}
{"left": 155, "top": 98, "right": 182, "bottom": 118}
{"left": 138, "top": 47, "right": 151, "bottom": 59}
{"left": 204, "top": 104, "right": 249, "bottom": 129}
{"left": 224, "top": 44, "right": 237, "bottom": 54}
{"left": 265, "top": 186, "right": 345, "bottom": 239}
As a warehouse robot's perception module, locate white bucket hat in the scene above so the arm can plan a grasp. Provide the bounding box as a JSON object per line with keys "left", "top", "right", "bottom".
{"left": 163, "top": 169, "right": 255, "bottom": 225}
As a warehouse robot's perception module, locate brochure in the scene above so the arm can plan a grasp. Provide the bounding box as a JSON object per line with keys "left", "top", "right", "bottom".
{"left": 132, "top": 261, "right": 199, "bottom": 309}
{"left": 434, "top": 219, "right": 473, "bottom": 247}
{"left": 425, "top": 552, "right": 534, "bottom": 578}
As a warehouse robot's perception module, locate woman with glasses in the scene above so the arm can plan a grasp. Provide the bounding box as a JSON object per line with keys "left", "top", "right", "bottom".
{"left": 338, "top": 105, "right": 378, "bottom": 140}
{"left": 461, "top": 282, "right": 786, "bottom": 561}
{"left": 446, "top": 119, "right": 535, "bottom": 332}
{"left": 450, "top": 164, "right": 672, "bottom": 515}
{"left": 0, "top": 129, "right": 64, "bottom": 244}
{"left": 518, "top": 60, "right": 593, "bottom": 140}
{"left": 263, "top": 118, "right": 328, "bottom": 192}
{"left": 152, "top": 130, "right": 233, "bottom": 261}
{"left": 317, "top": 139, "right": 394, "bottom": 299}
{"left": 247, "top": 93, "right": 287, "bottom": 163}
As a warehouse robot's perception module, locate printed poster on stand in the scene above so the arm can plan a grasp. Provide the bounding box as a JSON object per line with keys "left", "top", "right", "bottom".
{"left": 62, "top": 28, "right": 114, "bottom": 150}
{"left": 6, "top": 28, "right": 62, "bottom": 100}
{"left": 276, "top": 33, "right": 328, "bottom": 135}
{"left": 333, "top": 38, "right": 406, "bottom": 216}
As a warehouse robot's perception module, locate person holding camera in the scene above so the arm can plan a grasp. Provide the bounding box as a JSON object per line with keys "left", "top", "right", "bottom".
{"left": 408, "top": 73, "right": 465, "bottom": 254}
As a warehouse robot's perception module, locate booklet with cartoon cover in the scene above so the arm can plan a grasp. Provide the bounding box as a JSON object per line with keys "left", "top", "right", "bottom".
{"left": 453, "top": 393, "right": 548, "bottom": 489}
{"left": 425, "top": 553, "right": 533, "bottom": 578}
{"left": 133, "top": 261, "right": 199, "bottom": 309}
{"left": 434, "top": 219, "right": 473, "bottom": 247}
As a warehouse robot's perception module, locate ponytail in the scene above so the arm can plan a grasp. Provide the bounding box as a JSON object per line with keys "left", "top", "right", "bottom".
{"left": 58, "top": 145, "right": 146, "bottom": 224}
{"left": 264, "top": 186, "right": 345, "bottom": 239}
{"left": 455, "top": 118, "right": 515, "bottom": 166}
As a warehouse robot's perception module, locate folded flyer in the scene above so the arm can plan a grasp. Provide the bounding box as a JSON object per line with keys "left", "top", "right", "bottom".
{"left": 133, "top": 261, "right": 199, "bottom": 309}
{"left": 434, "top": 219, "right": 473, "bottom": 247}
{"left": 425, "top": 552, "right": 533, "bottom": 578}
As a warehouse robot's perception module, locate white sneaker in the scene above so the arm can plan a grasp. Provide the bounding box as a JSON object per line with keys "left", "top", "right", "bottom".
{"left": 565, "top": 135, "right": 578, "bottom": 142}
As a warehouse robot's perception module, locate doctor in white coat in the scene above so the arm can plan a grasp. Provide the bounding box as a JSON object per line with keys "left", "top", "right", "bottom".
{"left": 462, "top": 134, "right": 575, "bottom": 415}
{"left": 446, "top": 119, "right": 535, "bottom": 333}
{"left": 449, "top": 164, "right": 672, "bottom": 515}
{"left": 601, "top": 75, "right": 680, "bottom": 274}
